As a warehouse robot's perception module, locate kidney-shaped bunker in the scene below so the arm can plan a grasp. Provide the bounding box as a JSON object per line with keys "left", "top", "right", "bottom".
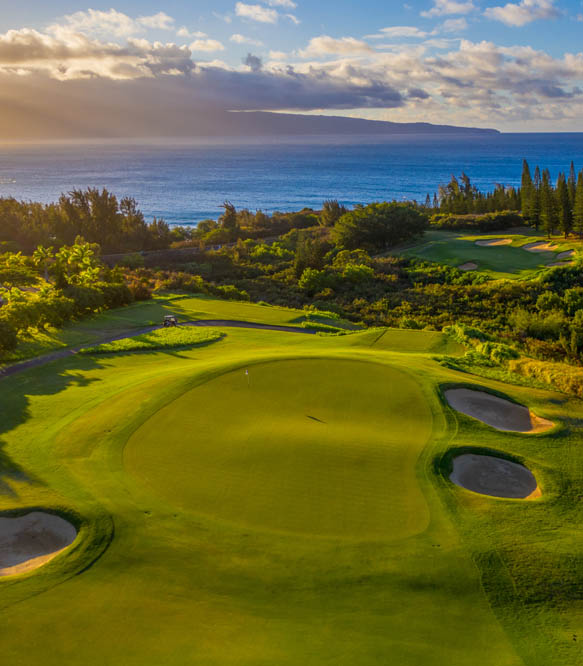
{"left": 0, "top": 511, "right": 77, "bottom": 577}
{"left": 444, "top": 388, "right": 554, "bottom": 433}
{"left": 450, "top": 453, "right": 539, "bottom": 499}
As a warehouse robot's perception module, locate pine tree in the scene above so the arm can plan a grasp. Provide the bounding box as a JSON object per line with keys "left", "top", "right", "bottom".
{"left": 568, "top": 161, "right": 577, "bottom": 208}
{"left": 556, "top": 173, "right": 572, "bottom": 237}
{"left": 573, "top": 171, "right": 583, "bottom": 239}
{"left": 540, "top": 169, "right": 557, "bottom": 238}
{"left": 520, "top": 159, "right": 533, "bottom": 221}
{"left": 531, "top": 165, "right": 541, "bottom": 230}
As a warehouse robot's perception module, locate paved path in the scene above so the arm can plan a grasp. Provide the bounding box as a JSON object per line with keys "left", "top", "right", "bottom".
{"left": 0, "top": 320, "right": 315, "bottom": 380}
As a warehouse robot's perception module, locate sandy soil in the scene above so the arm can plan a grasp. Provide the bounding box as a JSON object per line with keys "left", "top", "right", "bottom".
{"left": 459, "top": 262, "right": 478, "bottom": 271}
{"left": 475, "top": 239, "right": 512, "bottom": 247}
{"left": 0, "top": 512, "right": 77, "bottom": 576}
{"left": 523, "top": 241, "right": 560, "bottom": 252}
{"left": 450, "top": 453, "right": 539, "bottom": 499}
{"left": 444, "top": 388, "right": 554, "bottom": 433}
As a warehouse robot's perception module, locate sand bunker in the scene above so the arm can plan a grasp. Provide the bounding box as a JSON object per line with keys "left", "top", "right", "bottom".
{"left": 475, "top": 238, "right": 512, "bottom": 247}
{"left": 0, "top": 512, "right": 77, "bottom": 576}
{"left": 548, "top": 261, "right": 573, "bottom": 267}
{"left": 459, "top": 262, "right": 478, "bottom": 271}
{"left": 557, "top": 250, "right": 575, "bottom": 260}
{"left": 450, "top": 453, "right": 539, "bottom": 499}
{"left": 523, "top": 241, "right": 559, "bottom": 252}
{"left": 444, "top": 388, "right": 554, "bottom": 433}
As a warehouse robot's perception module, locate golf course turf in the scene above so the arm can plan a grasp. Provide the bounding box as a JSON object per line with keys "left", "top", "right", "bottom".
{"left": 401, "top": 230, "right": 577, "bottom": 279}
{"left": 0, "top": 295, "right": 582, "bottom": 665}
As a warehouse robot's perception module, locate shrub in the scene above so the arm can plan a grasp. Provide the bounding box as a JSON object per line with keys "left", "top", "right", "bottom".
{"left": 399, "top": 316, "right": 423, "bottom": 330}
{"left": 213, "top": 284, "right": 250, "bottom": 301}
{"left": 119, "top": 253, "right": 145, "bottom": 269}
{"left": 536, "top": 292, "right": 563, "bottom": 312}
{"left": 0, "top": 318, "right": 17, "bottom": 351}
{"left": 564, "top": 288, "right": 583, "bottom": 316}
{"left": 342, "top": 263, "right": 375, "bottom": 284}
{"left": 334, "top": 202, "right": 428, "bottom": 252}
{"left": 430, "top": 211, "right": 524, "bottom": 231}
{"left": 298, "top": 268, "right": 336, "bottom": 294}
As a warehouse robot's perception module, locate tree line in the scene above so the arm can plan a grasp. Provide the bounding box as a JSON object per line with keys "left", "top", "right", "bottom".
{"left": 0, "top": 189, "right": 173, "bottom": 253}
{"left": 520, "top": 160, "right": 583, "bottom": 237}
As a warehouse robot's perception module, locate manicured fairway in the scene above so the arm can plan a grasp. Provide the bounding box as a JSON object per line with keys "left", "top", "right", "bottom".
{"left": 1, "top": 299, "right": 582, "bottom": 665}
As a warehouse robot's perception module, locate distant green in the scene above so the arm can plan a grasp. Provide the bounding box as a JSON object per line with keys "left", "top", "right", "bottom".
{"left": 402, "top": 230, "right": 574, "bottom": 279}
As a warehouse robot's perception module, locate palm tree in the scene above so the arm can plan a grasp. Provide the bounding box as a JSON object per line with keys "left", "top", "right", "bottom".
{"left": 32, "top": 246, "right": 54, "bottom": 282}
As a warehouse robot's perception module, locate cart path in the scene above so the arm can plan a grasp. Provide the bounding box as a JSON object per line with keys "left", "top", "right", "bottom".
{"left": 0, "top": 320, "right": 315, "bottom": 380}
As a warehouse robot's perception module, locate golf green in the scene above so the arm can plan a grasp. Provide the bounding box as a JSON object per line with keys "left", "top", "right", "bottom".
{"left": 125, "top": 359, "right": 433, "bottom": 539}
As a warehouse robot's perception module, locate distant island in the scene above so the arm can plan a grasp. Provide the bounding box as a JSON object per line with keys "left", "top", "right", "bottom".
{"left": 0, "top": 100, "right": 499, "bottom": 140}
{"left": 198, "top": 111, "right": 501, "bottom": 137}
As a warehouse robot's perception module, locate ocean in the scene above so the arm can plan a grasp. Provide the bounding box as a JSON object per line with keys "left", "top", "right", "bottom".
{"left": 1, "top": 133, "right": 583, "bottom": 227}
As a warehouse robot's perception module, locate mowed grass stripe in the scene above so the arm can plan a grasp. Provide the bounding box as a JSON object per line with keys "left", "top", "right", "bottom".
{"left": 125, "top": 359, "right": 433, "bottom": 539}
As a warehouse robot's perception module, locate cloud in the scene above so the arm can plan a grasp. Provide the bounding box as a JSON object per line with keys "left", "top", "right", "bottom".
{"left": 4, "top": 16, "right": 583, "bottom": 134}
{"left": 244, "top": 53, "right": 263, "bottom": 71}
{"left": 484, "top": 0, "right": 560, "bottom": 26}
{"left": 368, "top": 26, "right": 429, "bottom": 38}
{"left": 50, "top": 9, "right": 176, "bottom": 39}
{"left": 137, "top": 12, "right": 175, "bottom": 31}
{"left": 177, "top": 28, "right": 207, "bottom": 38}
{"left": 421, "top": 0, "right": 476, "bottom": 17}
{"left": 235, "top": 3, "right": 279, "bottom": 23}
{"left": 266, "top": 0, "right": 297, "bottom": 7}
{"left": 440, "top": 17, "right": 469, "bottom": 31}
{"left": 189, "top": 39, "right": 225, "bottom": 52}
{"left": 230, "top": 33, "right": 264, "bottom": 45}
{"left": 286, "top": 14, "right": 301, "bottom": 25}
{"left": 299, "top": 36, "right": 375, "bottom": 57}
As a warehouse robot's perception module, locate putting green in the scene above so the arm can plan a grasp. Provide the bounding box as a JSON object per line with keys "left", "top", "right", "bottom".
{"left": 125, "top": 359, "right": 433, "bottom": 538}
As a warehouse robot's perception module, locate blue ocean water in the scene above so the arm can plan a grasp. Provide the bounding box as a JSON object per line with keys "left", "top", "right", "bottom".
{"left": 1, "top": 133, "right": 583, "bottom": 227}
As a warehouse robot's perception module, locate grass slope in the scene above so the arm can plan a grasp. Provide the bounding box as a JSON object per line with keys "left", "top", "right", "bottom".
{"left": 0, "top": 313, "right": 581, "bottom": 665}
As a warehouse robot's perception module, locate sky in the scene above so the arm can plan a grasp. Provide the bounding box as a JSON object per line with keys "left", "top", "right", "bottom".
{"left": 1, "top": 0, "right": 583, "bottom": 136}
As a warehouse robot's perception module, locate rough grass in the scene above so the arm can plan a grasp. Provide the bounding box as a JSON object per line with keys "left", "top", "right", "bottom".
{"left": 79, "top": 326, "right": 223, "bottom": 354}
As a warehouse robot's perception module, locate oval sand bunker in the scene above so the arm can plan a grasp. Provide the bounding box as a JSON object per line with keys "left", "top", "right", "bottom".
{"left": 0, "top": 512, "right": 77, "bottom": 576}
{"left": 458, "top": 262, "right": 478, "bottom": 271}
{"left": 444, "top": 388, "right": 554, "bottom": 433}
{"left": 450, "top": 453, "right": 539, "bottom": 499}
{"left": 475, "top": 238, "right": 512, "bottom": 247}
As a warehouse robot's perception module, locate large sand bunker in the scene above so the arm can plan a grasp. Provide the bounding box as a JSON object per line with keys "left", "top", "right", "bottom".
{"left": 0, "top": 512, "right": 77, "bottom": 576}
{"left": 450, "top": 453, "right": 539, "bottom": 499}
{"left": 444, "top": 388, "right": 554, "bottom": 433}
{"left": 459, "top": 262, "right": 478, "bottom": 271}
{"left": 523, "top": 241, "right": 559, "bottom": 252}
{"left": 475, "top": 238, "right": 512, "bottom": 247}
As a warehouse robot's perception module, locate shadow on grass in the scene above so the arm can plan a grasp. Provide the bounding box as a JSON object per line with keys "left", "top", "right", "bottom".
{"left": 0, "top": 354, "right": 105, "bottom": 497}
{"left": 78, "top": 333, "right": 226, "bottom": 359}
